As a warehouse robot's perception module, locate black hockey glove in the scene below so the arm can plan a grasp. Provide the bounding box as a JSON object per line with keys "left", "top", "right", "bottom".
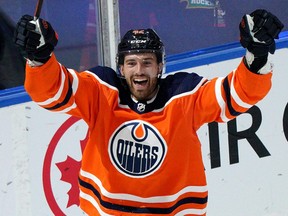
{"left": 240, "top": 9, "right": 283, "bottom": 56}
{"left": 239, "top": 9, "right": 284, "bottom": 73}
{"left": 14, "top": 15, "right": 58, "bottom": 63}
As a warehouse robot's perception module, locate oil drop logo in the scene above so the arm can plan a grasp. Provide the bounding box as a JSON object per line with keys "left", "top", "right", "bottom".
{"left": 109, "top": 120, "right": 167, "bottom": 178}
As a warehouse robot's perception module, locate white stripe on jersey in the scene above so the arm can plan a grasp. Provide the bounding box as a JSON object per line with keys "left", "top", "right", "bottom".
{"left": 80, "top": 169, "right": 208, "bottom": 204}
{"left": 215, "top": 77, "right": 230, "bottom": 122}
{"left": 36, "top": 64, "right": 66, "bottom": 106}
{"left": 230, "top": 70, "right": 253, "bottom": 109}
{"left": 53, "top": 102, "right": 77, "bottom": 113}
{"left": 79, "top": 191, "right": 113, "bottom": 216}
{"left": 175, "top": 207, "right": 207, "bottom": 216}
{"left": 36, "top": 64, "right": 80, "bottom": 108}
{"left": 68, "top": 68, "right": 79, "bottom": 95}
{"left": 80, "top": 189, "right": 207, "bottom": 216}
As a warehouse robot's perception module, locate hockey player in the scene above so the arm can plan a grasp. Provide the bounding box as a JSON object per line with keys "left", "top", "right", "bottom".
{"left": 14, "top": 9, "right": 283, "bottom": 216}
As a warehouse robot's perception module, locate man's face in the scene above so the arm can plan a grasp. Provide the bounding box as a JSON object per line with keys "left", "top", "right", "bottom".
{"left": 120, "top": 52, "right": 162, "bottom": 101}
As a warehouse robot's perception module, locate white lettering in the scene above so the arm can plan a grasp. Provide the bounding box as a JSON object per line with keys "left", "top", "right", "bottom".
{"left": 130, "top": 40, "right": 146, "bottom": 44}
{"left": 190, "top": 0, "right": 213, "bottom": 6}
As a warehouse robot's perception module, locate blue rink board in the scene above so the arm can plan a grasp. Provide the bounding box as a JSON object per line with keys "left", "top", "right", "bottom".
{"left": 1, "top": 32, "right": 288, "bottom": 109}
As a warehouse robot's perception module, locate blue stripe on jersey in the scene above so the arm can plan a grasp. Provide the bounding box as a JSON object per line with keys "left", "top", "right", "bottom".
{"left": 223, "top": 77, "right": 241, "bottom": 116}
{"left": 46, "top": 70, "right": 73, "bottom": 110}
{"left": 79, "top": 177, "right": 208, "bottom": 214}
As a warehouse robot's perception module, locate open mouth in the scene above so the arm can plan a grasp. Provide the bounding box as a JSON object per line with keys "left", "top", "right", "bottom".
{"left": 133, "top": 78, "right": 148, "bottom": 87}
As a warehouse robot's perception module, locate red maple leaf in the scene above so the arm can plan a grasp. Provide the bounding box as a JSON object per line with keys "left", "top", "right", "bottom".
{"left": 56, "top": 156, "right": 81, "bottom": 207}
{"left": 56, "top": 131, "right": 89, "bottom": 208}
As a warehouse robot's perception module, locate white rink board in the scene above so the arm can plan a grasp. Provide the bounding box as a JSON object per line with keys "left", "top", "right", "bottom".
{"left": 1, "top": 48, "right": 288, "bottom": 216}
{"left": 193, "top": 48, "right": 288, "bottom": 216}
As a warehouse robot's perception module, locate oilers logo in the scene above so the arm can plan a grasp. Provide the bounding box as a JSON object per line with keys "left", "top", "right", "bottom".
{"left": 109, "top": 120, "right": 167, "bottom": 178}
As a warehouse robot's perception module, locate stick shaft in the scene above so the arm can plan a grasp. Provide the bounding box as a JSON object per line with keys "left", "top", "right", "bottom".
{"left": 34, "top": 0, "right": 44, "bottom": 19}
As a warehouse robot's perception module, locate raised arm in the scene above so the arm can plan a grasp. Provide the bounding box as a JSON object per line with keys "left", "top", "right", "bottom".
{"left": 193, "top": 9, "right": 284, "bottom": 128}
{"left": 13, "top": 15, "right": 103, "bottom": 124}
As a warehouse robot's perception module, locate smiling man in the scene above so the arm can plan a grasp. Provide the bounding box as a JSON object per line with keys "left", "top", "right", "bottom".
{"left": 117, "top": 29, "right": 164, "bottom": 102}
{"left": 14, "top": 9, "right": 283, "bottom": 216}
{"left": 120, "top": 52, "right": 161, "bottom": 101}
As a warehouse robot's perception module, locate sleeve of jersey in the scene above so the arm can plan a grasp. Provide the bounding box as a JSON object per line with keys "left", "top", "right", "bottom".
{"left": 24, "top": 54, "right": 100, "bottom": 123}
{"left": 193, "top": 58, "right": 272, "bottom": 128}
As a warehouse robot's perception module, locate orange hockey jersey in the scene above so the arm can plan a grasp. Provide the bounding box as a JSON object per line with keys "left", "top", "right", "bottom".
{"left": 25, "top": 54, "right": 272, "bottom": 216}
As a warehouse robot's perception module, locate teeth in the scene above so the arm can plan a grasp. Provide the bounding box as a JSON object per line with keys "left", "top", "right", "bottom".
{"left": 134, "top": 78, "right": 147, "bottom": 82}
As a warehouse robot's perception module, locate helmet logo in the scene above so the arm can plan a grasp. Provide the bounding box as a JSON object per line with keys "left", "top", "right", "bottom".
{"left": 133, "top": 30, "right": 145, "bottom": 35}
{"left": 130, "top": 39, "right": 147, "bottom": 44}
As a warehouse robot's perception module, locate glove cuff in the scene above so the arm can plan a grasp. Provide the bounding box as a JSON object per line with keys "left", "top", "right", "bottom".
{"left": 244, "top": 50, "right": 273, "bottom": 74}
{"left": 27, "top": 59, "right": 44, "bottom": 67}
{"left": 26, "top": 52, "right": 52, "bottom": 67}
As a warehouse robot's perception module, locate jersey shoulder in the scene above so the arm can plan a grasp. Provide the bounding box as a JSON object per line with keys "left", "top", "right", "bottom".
{"left": 88, "top": 66, "right": 120, "bottom": 87}
{"left": 160, "top": 71, "right": 205, "bottom": 95}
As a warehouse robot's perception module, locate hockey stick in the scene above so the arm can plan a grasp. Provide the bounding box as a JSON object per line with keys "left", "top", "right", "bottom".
{"left": 32, "top": 0, "right": 45, "bottom": 47}
{"left": 34, "top": 0, "right": 44, "bottom": 20}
